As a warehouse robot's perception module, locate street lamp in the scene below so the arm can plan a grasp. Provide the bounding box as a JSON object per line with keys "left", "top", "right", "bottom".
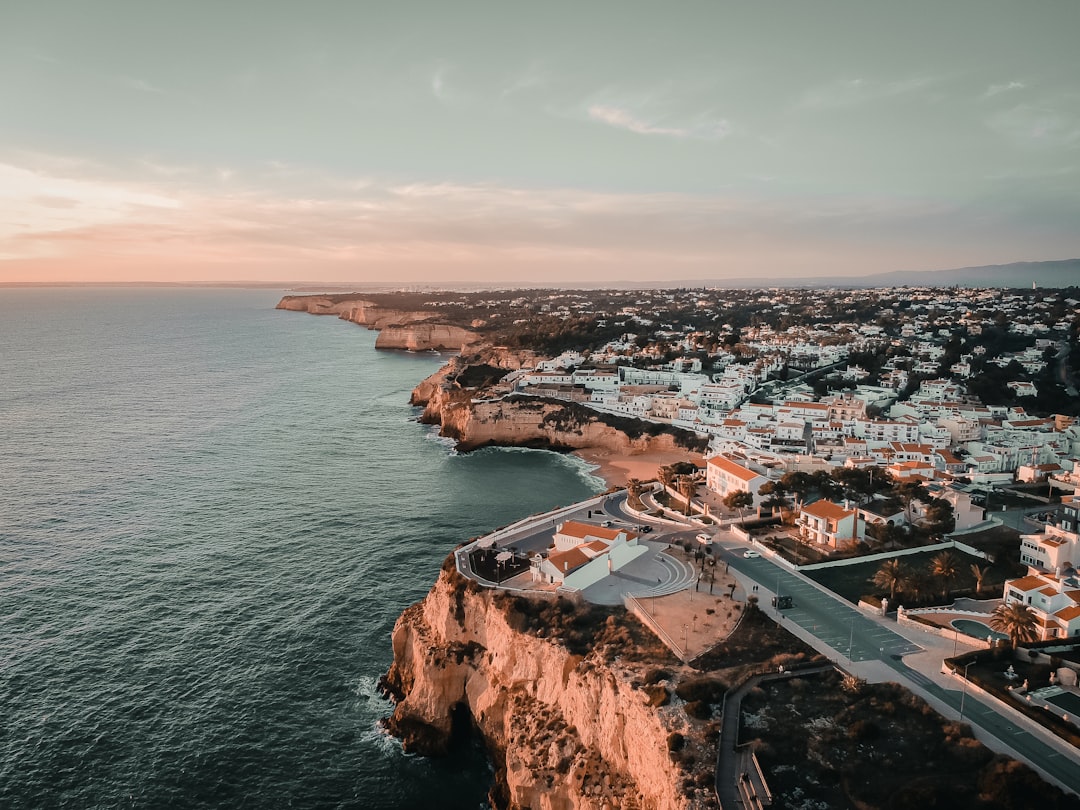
{"left": 959, "top": 661, "right": 974, "bottom": 720}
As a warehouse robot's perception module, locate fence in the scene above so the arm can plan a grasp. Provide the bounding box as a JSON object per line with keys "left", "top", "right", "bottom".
{"left": 624, "top": 593, "right": 686, "bottom": 662}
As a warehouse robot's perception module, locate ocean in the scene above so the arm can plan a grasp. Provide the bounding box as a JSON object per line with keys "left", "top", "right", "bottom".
{"left": 0, "top": 288, "right": 603, "bottom": 809}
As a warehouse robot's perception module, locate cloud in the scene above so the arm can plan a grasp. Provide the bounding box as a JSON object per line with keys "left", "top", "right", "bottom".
{"left": 983, "top": 81, "right": 1025, "bottom": 99}
{"left": 118, "top": 75, "right": 164, "bottom": 94}
{"left": 986, "top": 102, "right": 1080, "bottom": 148}
{"left": 587, "top": 104, "right": 730, "bottom": 140}
{"left": 3, "top": 158, "right": 1076, "bottom": 283}
{"left": 795, "top": 76, "right": 934, "bottom": 110}
{"left": 500, "top": 62, "right": 549, "bottom": 97}
{"left": 0, "top": 163, "right": 179, "bottom": 253}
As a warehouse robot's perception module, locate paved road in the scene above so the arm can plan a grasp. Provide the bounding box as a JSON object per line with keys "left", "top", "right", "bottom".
{"left": 716, "top": 539, "right": 1080, "bottom": 794}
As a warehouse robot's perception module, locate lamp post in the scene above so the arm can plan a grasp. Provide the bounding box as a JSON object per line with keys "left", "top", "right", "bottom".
{"left": 847, "top": 616, "right": 856, "bottom": 662}
{"left": 960, "top": 661, "right": 974, "bottom": 720}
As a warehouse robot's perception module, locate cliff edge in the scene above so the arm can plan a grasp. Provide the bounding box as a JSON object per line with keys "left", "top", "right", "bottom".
{"left": 381, "top": 565, "right": 699, "bottom": 810}
{"left": 411, "top": 359, "right": 708, "bottom": 457}
{"left": 276, "top": 294, "right": 479, "bottom": 350}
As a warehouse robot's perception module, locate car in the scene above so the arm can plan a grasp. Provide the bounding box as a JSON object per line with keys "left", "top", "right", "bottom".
{"left": 601, "top": 520, "right": 613, "bottom": 528}
{"left": 743, "top": 550, "right": 760, "bottom": 559}
{"left": 696, "top": 532, "right": 712, "bottom": 545}
{"left": 637, "top": 525, "right": 653, "bottom": 533}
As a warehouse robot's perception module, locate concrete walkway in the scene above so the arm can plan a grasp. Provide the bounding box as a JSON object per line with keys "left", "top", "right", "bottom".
{"left": 715, "top": 665, "right": 834, "bottom": 809}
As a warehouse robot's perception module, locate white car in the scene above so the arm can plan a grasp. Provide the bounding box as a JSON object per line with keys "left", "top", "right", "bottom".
{"left": 743, "top": 550, "right": 760, "bottom": 559}
{"left": 695, "top": 532, "right": 712, "bottom": 545}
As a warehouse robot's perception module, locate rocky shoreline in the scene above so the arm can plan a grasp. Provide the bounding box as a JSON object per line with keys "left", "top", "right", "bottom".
{"left": 278, "top": 293, "right": 712, "bottom": 808}
{"left": 379, "top": 564, "right": 696, "bottom": 810}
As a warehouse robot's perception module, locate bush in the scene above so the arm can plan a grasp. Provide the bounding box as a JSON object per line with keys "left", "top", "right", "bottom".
{"left": 676, "top": 676, "right": 727, "bottom": 705}
{"left": 644, "top": 668, "right": 672, "bottom": 685}
{"left": 684, "top": 700, "right": 712, "bottom": 720}
{"left": 667, "top": 732, "right": 685, "bottom": 752}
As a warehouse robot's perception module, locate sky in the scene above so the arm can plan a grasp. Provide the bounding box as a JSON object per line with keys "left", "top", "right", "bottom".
{"left": 1, "top": 0, "right": 1078, "bottom": 285}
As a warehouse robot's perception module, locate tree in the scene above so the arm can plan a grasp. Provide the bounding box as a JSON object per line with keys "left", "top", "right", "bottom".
{"left": 626, "top": 478, "right": 646, "bottom": 511}
{"left": 779, "top": 471, "right": 813, "bottom": 511}
{"left": 723, "top": 490, "right": 754, "bottom": 523}
{"left": 896, "top": 480, "right": 929, "bottom": 523}
{"left": 873, "top": 558, "right": 909, "bottom": 601}
{"left": 929, "top": 551, "right": 960, "bottom": 602}
{"left": 923, "top": 497, "right": 956, "bottom": 538}
{"left": 677, "top": 475, "right": 696, "bottom": 515}
{"left": 989, "top": 602, "right": 1039, "bottom": 648}
{"left": 903, "top": 569, "right": 935, "bottom": 606}
{"left": 757, "top": 480, "right": 788, "bottom": 517}
{"left": 657, "top": 465, "right": 675, "bottom": 490}
{"left": 970, "top": 563, "right": 990, "bottom": 596}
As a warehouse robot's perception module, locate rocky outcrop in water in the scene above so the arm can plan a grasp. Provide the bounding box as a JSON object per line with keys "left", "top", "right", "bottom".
{"left": 381, "top": 567, "right": 693, "bottom": 810}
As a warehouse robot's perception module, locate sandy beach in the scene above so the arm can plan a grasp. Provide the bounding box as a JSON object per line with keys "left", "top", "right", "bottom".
{"left": 573, "top": 446, "right": 705, "bottom": 488}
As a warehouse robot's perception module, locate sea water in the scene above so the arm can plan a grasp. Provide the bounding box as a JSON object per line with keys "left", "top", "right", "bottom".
{"left": 0, "top": 287, "right": 603, "bottom": 809}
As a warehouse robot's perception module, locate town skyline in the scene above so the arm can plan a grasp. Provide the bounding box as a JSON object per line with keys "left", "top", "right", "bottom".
{"left": 2, "top": 1, "right": 1079, "bottom": 285}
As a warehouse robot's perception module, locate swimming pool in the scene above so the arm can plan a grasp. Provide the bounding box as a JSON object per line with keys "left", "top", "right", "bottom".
{"left": 951, "top": 618, "right": 1009, "bottom": 642}
{"left": 1044, "top": 689, "right": 1080, "bottom": 716}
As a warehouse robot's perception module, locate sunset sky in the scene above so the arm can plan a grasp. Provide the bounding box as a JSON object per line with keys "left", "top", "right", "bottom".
{"left": 2, "top": 1, "right": 1078, "bottom": 285}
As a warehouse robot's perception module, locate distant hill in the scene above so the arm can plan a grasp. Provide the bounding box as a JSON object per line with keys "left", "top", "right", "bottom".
{"left": 687, "top": 258, "right": 1080, "bottom": 290}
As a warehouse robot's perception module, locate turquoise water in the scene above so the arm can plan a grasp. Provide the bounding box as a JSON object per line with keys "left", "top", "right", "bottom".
{"left": 950, "top": 618, "right": 1008, "bottom": 642}
{"left": 0, "top": 288, "right": 603, "bottom": 809}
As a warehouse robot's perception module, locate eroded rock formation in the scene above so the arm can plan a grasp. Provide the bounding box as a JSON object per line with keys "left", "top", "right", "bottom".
{"left": 276, "top": 295, "right": 480, "bottom": 351}
{"left": 381, "top": 567, "right": 693, "bottom": 810}
{"left": 411, "top": 364, "right": 706, "bottom": 456}
{"left": 374, "top": 323, "right": 480, "bottom": 352}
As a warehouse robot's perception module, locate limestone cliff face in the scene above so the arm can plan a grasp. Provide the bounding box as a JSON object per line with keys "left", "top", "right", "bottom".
{"left": 276, "top": 295, "right": 440, "bottom": 330}
{"left": 411, "top": 369, "right": 698, "bottom": 456}
{"left": 375, "top": 323, "right": 480, "bottom": 352}
{"left": 383, "top": 569, "right": 690, "bottom": 810}
{"left": 276, "top": 294, "right": 480, "bottom": 351}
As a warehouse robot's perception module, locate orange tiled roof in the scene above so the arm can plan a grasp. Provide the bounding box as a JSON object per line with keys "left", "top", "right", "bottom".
{"left": 1008, "top": 575, "right": 1050, "bottom": 591}
{"left": 1055, "top": 605, "right": 1080, "bottom": 621}
{"left": 707, "top": 455, "right": 761, "bottom": 482}
{"left": 803, "top": 500, "right": 854, "bottom": 521}
{"left": 557, "top": 520, "right": 626, "bottom": 542}
{"left": 548, "top": 547, "right": 590, "bottom": 574}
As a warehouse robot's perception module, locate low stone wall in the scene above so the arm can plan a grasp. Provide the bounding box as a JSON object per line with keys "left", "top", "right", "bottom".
{"left": 796, "top": 538, "right": 989, "bottom": 572}
{"left": 896, "top": 611, "right": 986, "bottom": 646}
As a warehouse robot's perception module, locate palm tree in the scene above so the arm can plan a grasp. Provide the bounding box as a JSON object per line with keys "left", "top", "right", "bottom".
{"left": 896, "top": 480, "right": 929, "bottom": 524}
{"left": 677, "top": 475, "right": 696, "bottom": 515}
{"left": 929, "top": 551, "right": 960, "bottom": 602}
{"left": 970, "top": 563, "right": 990, "bottom": 596}
{"left": 873, "top": 558, "right": 909, "bottom": 601}
{"left": 657, "top": 465, "right": 675, "bottom": 491}
{"left": 989, "top": 602, "right": 1040, "bottom": 648}
{"left": 626, "top": 478, "right": 646, "bottom": 511}
{"left": 903, "top": 569, "right": 935, "bottom": 606}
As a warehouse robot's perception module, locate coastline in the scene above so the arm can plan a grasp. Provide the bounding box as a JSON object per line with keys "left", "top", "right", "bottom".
{"left": 572, "top": 446, "right": 705, "bottom": 488}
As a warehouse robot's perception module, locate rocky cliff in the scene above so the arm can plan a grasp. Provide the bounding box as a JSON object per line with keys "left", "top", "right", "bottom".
{"left": 277, "top": 295, "right": 437, "bottom": 328}
{"left": 382, "top": 567, "right": 694, "bottom": 810}
{"left": 276, "top": 295, "right": 481, "bottom": 351}
{"left": 374, "top": 323, "right": 480, "bottom": 352}
{"left": 411, "top": 365, "right": 706, "bottom": 456}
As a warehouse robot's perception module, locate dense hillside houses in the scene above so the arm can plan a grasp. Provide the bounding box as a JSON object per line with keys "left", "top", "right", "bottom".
{"left": 460, "top": 284, "right": 1078, "bottom": 556}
